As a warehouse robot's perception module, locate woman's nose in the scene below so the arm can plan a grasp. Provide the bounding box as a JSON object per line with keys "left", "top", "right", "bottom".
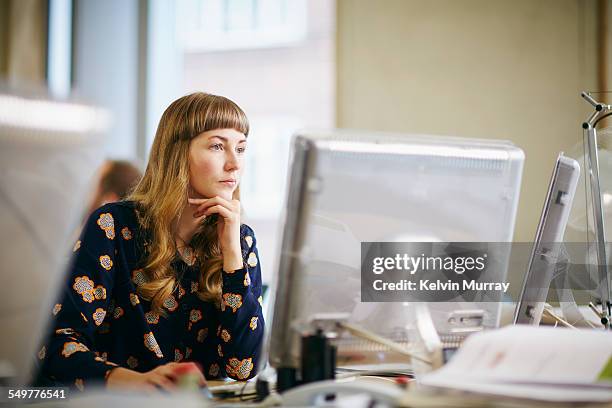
{"left": 225, "top": 151, "right": 240, "bottom": 171}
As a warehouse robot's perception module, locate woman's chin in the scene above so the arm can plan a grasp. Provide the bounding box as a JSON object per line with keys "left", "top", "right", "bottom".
{"left": 210, "top": 189, "right": 234, "bottom": 201}
{"left": 190, "top": 187, "right": 232, "bottom": 201}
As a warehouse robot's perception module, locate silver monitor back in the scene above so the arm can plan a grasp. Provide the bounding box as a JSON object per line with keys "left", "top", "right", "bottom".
{"left": 268, "top": 130, "right": 524, "bottom": 369}
{"left": 513, "top": 154, "right": 580, "bottom": 325}
{"left": 0, "top": 92, "right": 107, "bottom": 385}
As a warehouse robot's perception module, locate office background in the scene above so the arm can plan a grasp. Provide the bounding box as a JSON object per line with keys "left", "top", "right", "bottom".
{"left": 0, "top": 0, "right": 610, "bottom": 285}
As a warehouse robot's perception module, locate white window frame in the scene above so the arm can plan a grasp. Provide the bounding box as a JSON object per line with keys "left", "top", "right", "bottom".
{"left": 176, "top": 0, "right": 307, "bottom": 52}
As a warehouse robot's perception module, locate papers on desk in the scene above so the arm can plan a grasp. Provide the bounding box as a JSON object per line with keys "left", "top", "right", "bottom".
{"left": 336, "top": 363, "right": 414, "bottom": 378}
{"left": 418, "top": 325, "right": 612, "bottom": 403}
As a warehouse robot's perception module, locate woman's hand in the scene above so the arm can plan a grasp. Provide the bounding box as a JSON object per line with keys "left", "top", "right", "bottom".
{"left": 189, "top": 196, "right": 243, "bottom": 272}
{"left": 106, "top": 362, "right": 206, "bottom": 392}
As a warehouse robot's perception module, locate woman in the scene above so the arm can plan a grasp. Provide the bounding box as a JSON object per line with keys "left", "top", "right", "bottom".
{"left": 36, "top": 92, "right": 264, "bottom": 391}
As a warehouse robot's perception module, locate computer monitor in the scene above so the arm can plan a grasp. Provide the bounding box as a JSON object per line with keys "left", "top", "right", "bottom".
{"left": 513, "top": 154, "right": 580, "bottom": 325}
{"left": 267, "top": 130, "right": 524, "bottom": 371}
{"left": 0, "top": 92, "right": 107, "bottom": 385}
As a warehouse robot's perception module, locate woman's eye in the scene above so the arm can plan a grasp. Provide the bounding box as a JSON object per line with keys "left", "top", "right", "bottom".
{"left": 237, "top": 146, "right": 246, "bottom": 154}
{"left": 210, "top": 143, "right": 223, "bottom": 151}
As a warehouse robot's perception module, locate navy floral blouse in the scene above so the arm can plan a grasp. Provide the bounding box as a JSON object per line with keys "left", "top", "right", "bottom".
{"left": 35, "top": 201, "right": 264, "bottom": 391}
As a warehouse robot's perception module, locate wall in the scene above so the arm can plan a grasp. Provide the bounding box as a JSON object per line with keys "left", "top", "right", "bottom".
{"left": 0, "top": 0, "right": 47, "bottom": 86}
{"left": 336, "top": 0, "right": 601, "bottom": 242}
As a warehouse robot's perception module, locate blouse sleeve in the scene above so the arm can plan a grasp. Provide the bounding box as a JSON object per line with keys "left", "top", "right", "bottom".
{"left": 216, "top": 225, "right": 265, "bottom": 380}
{"left": 37, "top": 207, "right": 121, "bottom": 388}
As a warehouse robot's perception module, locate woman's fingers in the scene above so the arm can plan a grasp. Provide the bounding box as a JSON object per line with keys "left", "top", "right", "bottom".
{"left": 189, "top": 198, "right": 211, "bottom": 218}
{"left": 148, "top": 365, "right": 179, "bottom": 391}
{"left": 139, "top": 363, "right": 208, "bottom": 392}
{"left": 186, "top": 363, "right": 207, "bottom": 386}
{"left": 204, "top": 204, "right": 238, "bottom": 220}
{"left": 198, "top": 373, "right": 207, "bottom": 386}
{"left": 190, "top": 196, "right": 236, "bottom": 210}
{"left": 174, "top": 362, "right": 207, "bottom": 386}
{"left": 149, "top": 374, "right": 176, "bottom": 391}
{"left": 193, "top": 197, "right": 239, "bottom": 218}
{"left": 187, "top": 198, "right": 207, "bottom": 205}
{"left": 159, "top": 363, "right": 180, "bottom": 380}
{"left": 144, "top": 363, "right": 181, "bottom": 392}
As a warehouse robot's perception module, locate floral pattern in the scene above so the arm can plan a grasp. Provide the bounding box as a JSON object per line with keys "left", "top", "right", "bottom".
{"left": 197, "top": 328, "right": 208, "bottom": 343}
{"left": 220, "top": 329, "right": 231, "bottom": 343}
{"left": 92, "top": 308, "right": 106, "bottom": 326}
{"left": 53, "top": 303, "right": 62, "bottom": 316}
{"left": 188, "top": 309, "right": 202, "bottom": 330}
{"left": 247, "top": 252, "right": 258, "bottom": 267}
{"left": 62, "top": 342, "right": 89, "bottom": 358}
{"left": 189, "top": 309, "right": 202, "bottom": 323}
{"left": 209, "top": 363, "right": 219, "bottom": 378}
{"left": 144, "top": 332, "right": 163, "bottom": 358}
{"left": 121, "top": 227, "right": 132, "bottom": 240}
{"left": 99, "top": 255, "right": 113, "bottom": 271}
{"left": 163, "top": 295, "right": 178, "bottom": 312}
{"left": 126, "top": 356, "right": 138, "bottom": 369}
{"left": 73, "top": 276, "right": 95, "bottom": 303}
{"left": 132, "top": 269, "right": 146, "bottom": 286}
{"left": 113, "top": 307, "right": 124, "bottom": 319}
{"left": 223, "top": 293, "right": 243, "bottom": 313}
{"left": 145, "top": 311, "right": 159, "bottom": 325}
{"left": 181, "top": 246, "right": 196, "bottom": 266}
{"left": 97, "top": 213, "right": 115, "bottom": 240}
{"left": 226, "top": 357, "right": 254, "bottom": 380}
{"left": 93, "top": 285, "right": 106, "bottom": 300}
{"left": 250, "top": 317, "right": 258, "bottom": 331}
{"left": 129, "top": 293, "right": 140, "bottom": 306}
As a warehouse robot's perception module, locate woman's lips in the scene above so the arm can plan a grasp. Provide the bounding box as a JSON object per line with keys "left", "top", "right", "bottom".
{"left": 220, "top": 180, "right": 236, "bottom": 187}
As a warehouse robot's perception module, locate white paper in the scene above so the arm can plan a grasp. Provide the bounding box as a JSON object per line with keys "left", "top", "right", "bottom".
{"left": 419, "top": 325, "right": 612, "bottom": 402}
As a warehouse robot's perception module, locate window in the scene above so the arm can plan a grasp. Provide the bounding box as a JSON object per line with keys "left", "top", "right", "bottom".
{"left": 147, "top": 0, "right": 336, "bottom": 282}
{"left": 176, "top": 0, "right": 307, "bottom": 52}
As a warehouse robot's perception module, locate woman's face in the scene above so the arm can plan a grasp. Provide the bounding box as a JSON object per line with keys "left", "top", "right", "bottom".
{"left": 188, "top": 128, "right": 247, "bottom": 201}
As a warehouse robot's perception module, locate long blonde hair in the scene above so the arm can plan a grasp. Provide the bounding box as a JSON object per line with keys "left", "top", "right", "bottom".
{"left": 128, "top": 92, "right": 249, "bottom": 314}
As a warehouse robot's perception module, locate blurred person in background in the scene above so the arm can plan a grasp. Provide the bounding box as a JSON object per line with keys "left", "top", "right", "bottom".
{"left": 87, "top": 160, "right": 143, "bottom": 215}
